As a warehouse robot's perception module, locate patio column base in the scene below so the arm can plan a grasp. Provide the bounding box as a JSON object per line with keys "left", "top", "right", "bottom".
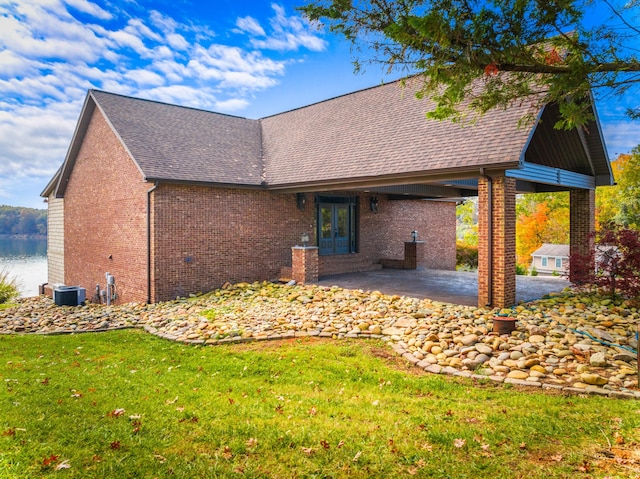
{"left": 292, "top": 246, "right": 318, "bottom": 284}
{"left": 403, "top": 241, "right": 425, "bottom": 269}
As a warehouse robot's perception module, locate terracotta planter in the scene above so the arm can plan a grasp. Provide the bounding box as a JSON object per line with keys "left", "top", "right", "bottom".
{"left": 493, "top": 317, "right": 517, "bottom": 335}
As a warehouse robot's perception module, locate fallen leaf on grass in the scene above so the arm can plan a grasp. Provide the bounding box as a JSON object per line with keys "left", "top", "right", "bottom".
{"left": 153, "top": 454, "right": 167, "bottom": 463}
{"left": 453, "top": 438, "right": 466, "bottom": 448}
{"left": 2, "top": 428, "right": 15, "bottom": 437}
{"left": 309, "top": 406, "right": 317, "bottom": 416}
{"left": 337, "top": 440, "right": 345, "bottom": 448}
{"left": 107, "top": 408, "right": 125, "bottom": 418}
{"left": 222, "top": 446, "right": 233, "bottom": 460}
{"left": 42, "top": 454, "right": 59, "bottom": 467}
{"left": 519, "top": 442, "right": 527, "bottom": 450}
{"left": 246, "top": 438, "right": 258, "bottom": 449}
{"left": 302, "top": 447, "right": 316, "bottom": 456}
{"left": 55, "top": 460, "right": 71, "bottom": 470}
{"left": 110, "top": 440, "right": 121, "bottom": 450}
{"left": 550, "top": 454, "right": 563, "bottom": 462}
{"left": 577, "top": 461, "right": 591, "bottom": 473}
{"left": 320, "top": 440, "right": 330, "bottom": 450}
{"left": 352, "top": 451, "right": 362, "bottom": 462}
{"left": 165, "top": 396, "right": 178, "bottom": 405}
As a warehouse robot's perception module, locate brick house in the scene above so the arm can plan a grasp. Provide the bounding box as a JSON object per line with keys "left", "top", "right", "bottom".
{"left": 42, "top": 78, "right": 612, "bottom": 307}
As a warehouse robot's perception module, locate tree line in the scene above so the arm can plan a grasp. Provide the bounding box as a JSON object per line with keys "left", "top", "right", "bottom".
{"left": 0, "top": 205, "right": 47, "bottom": 236}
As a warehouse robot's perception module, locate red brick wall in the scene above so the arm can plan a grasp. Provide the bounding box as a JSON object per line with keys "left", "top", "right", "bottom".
{"left": 151, "top": 185, "right": 314, "bottom": 301}
{"left": 151, "top": 188, "right": 456, "bottom": 301}
{"left": 357, "top": 196, "right": 456, "bottom": 270}
{"left": 63, "top": 109, "right": 149, "bottom": 303}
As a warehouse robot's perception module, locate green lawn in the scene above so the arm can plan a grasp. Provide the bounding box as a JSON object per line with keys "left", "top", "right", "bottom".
{"left": 0, "top": 330, "right": 638, "bottom": 478}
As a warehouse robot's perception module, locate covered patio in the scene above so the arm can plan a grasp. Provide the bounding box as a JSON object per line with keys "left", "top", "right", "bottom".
{"left": 278, "top": 84, "right": 613, "bottom": 308}
{"left": 315, "top": 268, "right": 570, "bottom": 307}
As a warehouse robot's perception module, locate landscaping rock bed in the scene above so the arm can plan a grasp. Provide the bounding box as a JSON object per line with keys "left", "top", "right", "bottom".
{"left": 1, "top": 282, "right": 638, "bottom": 398}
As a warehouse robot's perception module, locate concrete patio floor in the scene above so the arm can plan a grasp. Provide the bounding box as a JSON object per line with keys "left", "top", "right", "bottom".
{"left": 315, "top": 268, "right": 570, "bottom": 307}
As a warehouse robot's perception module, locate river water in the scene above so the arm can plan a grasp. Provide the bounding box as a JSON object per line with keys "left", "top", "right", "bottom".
{"left": 0, "top": 237, "right": 47, "bottom": 297}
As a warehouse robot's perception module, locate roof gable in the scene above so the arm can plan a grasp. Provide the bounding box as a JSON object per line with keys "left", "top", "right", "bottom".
{"left": 90, "top": 91, "right": 263, "bottom": 186}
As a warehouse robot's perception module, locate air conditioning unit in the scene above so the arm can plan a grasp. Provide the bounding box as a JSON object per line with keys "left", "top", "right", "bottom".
{"left": 53, "top": 286, "right": 86, "bottom": 306}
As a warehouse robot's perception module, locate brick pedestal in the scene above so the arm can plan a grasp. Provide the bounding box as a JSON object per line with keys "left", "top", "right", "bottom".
{"left": 570, "top": 189, "right": 595, "bottom": 282}
{"left": 478, "top": 175, "right": 516, "bottom": 309}
{"left": 292, "top": 246, "right": 319, "bottom": 283}
{"left": 403, "top": 241, "right": 425, "bottom": 269}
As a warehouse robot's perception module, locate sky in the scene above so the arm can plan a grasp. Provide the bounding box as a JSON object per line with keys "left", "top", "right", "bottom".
{"left": 1, "top": 0, "right": 639, "bottom": 210}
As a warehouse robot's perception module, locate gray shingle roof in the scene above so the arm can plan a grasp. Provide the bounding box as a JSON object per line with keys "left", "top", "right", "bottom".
{"left": 261, "top": 78, "right": 538, "bottom": 187}
{"left": 91, "top": 90, "right": 263, "bottom": 186}
{"left": 531, "top": 243, "right": 569, "bottom": 258}
{"left": 46, "top": 77, "right": 611, "bottom": 198}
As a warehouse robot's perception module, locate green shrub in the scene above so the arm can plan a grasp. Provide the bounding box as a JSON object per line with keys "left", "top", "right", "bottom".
{"left": 531, "top": 267, "right": 539, "bottom": 277}
{"left": 515, "top": 264, "right": 528, "bottom": 275}
{"left": 456, "top": 241, "right": 478, "bottom": 269}
{"left": 0, "top": 267, "right": 20, "bottom": 304}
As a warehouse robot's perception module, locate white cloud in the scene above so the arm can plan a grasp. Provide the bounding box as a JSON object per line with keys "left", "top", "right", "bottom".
{"left": 0, "top": 0, "right": 330, "bottom": 206}
{"left": 215, "top": 98, "right": 250, "bottom": 112}
{"left": 124, "top": 69, "right": 166, "bottom": 87}
{"left": 0, "top": 50, "right": 42, "bottom": 79}
{"left": 64, "top": 0, "right": 113, "bottom": 20}
{"left": 246, "top": 3, "right": 327, "bottom": 52}
{"left": 236, "top": 16, "right": 266, "bottom": 36}
{"left": 167, "top": 33, "right": 189, "bottom": 51}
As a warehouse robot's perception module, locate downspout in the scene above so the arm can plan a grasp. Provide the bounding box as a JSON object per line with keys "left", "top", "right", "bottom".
{"left": 480, "top": 169, "right": 493, "bottom": 307}
{"left": 147, "top": 181, "right": 159, "bottom": 304}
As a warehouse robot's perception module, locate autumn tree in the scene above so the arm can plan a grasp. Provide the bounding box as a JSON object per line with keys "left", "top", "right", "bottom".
{"left": 456, "top": 198, "right": 478, "bottom": 245}
{"left": 516, "top": 192, "right": 569, "bottom": 265}
{"left": 596, "top": 147, "right": 640, "bottom": 230}
{"left": 301, "top": 0, "right": 640, "bottom": 129}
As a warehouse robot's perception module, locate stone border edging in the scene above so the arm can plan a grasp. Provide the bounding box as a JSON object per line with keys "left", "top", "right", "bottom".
{"left": 137, "top": 323, "right": 640, "bottom": 399}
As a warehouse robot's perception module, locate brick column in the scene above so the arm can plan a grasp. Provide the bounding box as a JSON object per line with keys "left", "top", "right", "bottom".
{"left": 569, "top": 189, "right": 595, "bottom": 282}
{"left": 403, "top": 241, "right": 425, "bottom": 269}
{"left": 291, "top": 246, "right": 319, "bottom": 283}
{"left": 478, "top": 175, "right": 516, "bottom": 308}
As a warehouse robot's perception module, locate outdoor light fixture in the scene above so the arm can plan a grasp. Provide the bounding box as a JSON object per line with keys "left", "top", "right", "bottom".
{"left": 411, "top": 230, "right": 418, "bottom": 242}
{"left": 296, "top": 193, "right": 306, "bottom": 210}
{"left": 301, "top": 233, "right": 310, "bottom": 247}
{"left": 370, "top": 196, "right": 379, "bottom": 213}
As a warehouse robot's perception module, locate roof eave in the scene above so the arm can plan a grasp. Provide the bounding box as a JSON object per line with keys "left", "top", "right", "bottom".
{"left": 265, "top": 161, "right": 521, "bottom": 193}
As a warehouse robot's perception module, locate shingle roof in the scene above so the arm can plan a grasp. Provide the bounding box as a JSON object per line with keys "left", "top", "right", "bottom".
{"left": 531, "top": 243, "right": 569, "bottom": 258}
{"left": 90, "top": 90, "right": 263, "bottom": 186}
{"left": 45, "top": 77, "right": 611, "bottom": 198}
{"left": 261, "top": 78, "right": 538, "bottom": 187}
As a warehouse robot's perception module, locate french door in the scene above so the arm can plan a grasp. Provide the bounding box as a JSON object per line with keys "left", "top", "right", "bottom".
{"left": 317, "top": 197, "right": 357, "bottom": 255}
